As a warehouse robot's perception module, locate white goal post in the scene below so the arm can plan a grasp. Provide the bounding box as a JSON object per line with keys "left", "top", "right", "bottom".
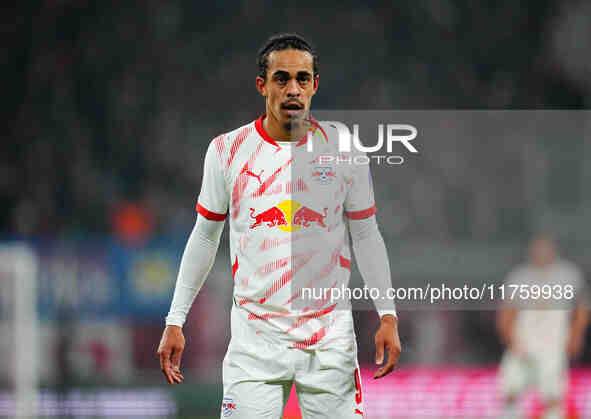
{"left": 0, "top": 244, "right": 38, "bottom": 418}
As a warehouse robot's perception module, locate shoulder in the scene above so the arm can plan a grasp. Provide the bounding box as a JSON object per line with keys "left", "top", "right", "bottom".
{"left": 205, "top": 120, "right": 259, "bottom": 169}
{"left": 556, "top": 259, "right": 581, "bottom": 273}
{"left": 208, "top": 120, "right": 257, "bottom": 152}
{"left": 556, "top": 259, "right": 584, "bottom": 282}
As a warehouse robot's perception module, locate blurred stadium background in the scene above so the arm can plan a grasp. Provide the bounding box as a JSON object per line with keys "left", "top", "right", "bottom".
{"left": 2, "top": 1, "right": 591, "bottom": 418}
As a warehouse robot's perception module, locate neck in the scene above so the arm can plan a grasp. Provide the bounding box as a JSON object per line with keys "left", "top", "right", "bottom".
{"left": 263, "top": 110, "right": 309, "bottom": 142}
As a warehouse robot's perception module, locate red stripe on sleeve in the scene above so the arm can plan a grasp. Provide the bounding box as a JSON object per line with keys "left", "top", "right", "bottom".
{"left": 196, "top": 203, "right": 227, "bottom": 221}
{"left": 344, "top": 205, "right": 377, "bottom": 220}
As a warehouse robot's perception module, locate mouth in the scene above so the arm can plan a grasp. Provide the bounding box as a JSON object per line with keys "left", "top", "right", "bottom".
{"left": 281, "top": 101, "right": 304, "bottom": 116}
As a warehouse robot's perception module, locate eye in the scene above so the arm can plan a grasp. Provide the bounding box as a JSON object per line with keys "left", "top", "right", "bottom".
{"left": 297, "top": 75, "right": 311, "bottom": 84}
{"left": 274, "top": 75, "right": 288, "bottom": 85}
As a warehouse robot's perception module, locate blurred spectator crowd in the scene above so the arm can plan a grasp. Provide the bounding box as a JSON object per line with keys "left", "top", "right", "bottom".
{"left": 4, "top": 0, "right": 591, "bottom": 240}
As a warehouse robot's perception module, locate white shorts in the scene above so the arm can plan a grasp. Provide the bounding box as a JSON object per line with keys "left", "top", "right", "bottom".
{"left": 220, "top": 338, "right": 366, "bottom": 419}
{"left": 498, "top": 349, "right": 567, "bottom": 401}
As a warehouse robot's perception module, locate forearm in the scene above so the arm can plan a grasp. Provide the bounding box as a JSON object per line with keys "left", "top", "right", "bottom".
{"left": 165, "top": 215, "right": 224, "bottom": 327}
{"left": 349, "top": 216, "right": 397, "bottom": 319}
{"left": 570, "top": 305, "right": 590, "bottom": 339}
{"left": 496, "top": 307, "right": 516, "bottom": 346}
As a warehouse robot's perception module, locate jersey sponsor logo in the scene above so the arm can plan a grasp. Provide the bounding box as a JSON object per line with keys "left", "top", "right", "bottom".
{"left": 311, "top": 166, "right": 336, "bottom": 184}
{"left": 222, "top": 397, "right": 237, "bottom": 417}
{"left": 249, "top": 206, "right": 288, "bottom": 229}
{"left": 250, "top": 200, "right": 327, "bottom": 232}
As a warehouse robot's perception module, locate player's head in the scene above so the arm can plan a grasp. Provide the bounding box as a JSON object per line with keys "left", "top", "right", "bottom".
{"left": 528, "top": 232, "right": 557, "bottom": 268}
{"left": 255, "top": 33, "right": 319, "bottom": 134}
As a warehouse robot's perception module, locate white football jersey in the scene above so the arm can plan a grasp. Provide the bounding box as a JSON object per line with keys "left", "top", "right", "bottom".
{"left": 506, "top": 260, "right": 585, "bottom": 355}
{"left": 196, "top": 115, "right": 377, "bottom": 349}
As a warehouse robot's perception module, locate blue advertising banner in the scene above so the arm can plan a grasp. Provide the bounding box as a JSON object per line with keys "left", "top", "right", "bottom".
{"left": 114, "top": 236, "right": 185, "bottom": 319}
{"left": 30, "top": 235, "right": 187, "bottom": 321}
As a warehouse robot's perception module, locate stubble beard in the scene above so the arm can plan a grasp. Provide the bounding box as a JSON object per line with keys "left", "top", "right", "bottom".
{"left": 282, "top": 112, "right": 309, "bottom": 139}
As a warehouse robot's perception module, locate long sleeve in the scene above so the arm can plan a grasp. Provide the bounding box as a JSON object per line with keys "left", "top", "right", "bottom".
{"left": 165, "top": 135, "right": 230, "bottom": 327}
{"left": 164, "top": 215, "right": 225, "bottom": 327}
{"left": 348, "top": 215, "right": 397, "bottom": 319}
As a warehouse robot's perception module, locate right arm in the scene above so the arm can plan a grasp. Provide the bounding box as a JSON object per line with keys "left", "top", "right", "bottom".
{"left": 164, "top": 215, "right": 225, "bottom": 327}
{"left": 496, "top": 303, "right": 517, "bottom": 348}
{"left": 496, "top": 268, "right": 523, "bottom": 355}
{"left": 157, "top": 215, "right": 224, "bottom": 384}
{"left": 157, "top": 137, "right": 229, "bottom": 384}
{"left": 568, "top": 267, "right": 590, "bottom": 359}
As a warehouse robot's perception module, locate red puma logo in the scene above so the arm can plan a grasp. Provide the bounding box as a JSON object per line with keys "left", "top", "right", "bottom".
{"left": 245, "top": 169, "right": 264, "bottom": 184}
{"left": 354, "top": 408, "right": 364, "bottom": 416}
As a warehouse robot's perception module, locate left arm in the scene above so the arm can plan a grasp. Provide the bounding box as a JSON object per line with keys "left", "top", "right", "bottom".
{"left": 343, "top": 148, "right": 401, "bottom": 378}
{"left": 349, "top": 214, "right": 401, "bottom": 379}
{"left": 568, "top": 303, "right": 589, "bottom": 359}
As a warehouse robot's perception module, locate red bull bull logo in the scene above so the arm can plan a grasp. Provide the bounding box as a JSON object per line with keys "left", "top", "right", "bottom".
{"left": 249, "top": 207, "right": 287, "bottom": 229}
{"left": 250, "top": 200, "right": 327, "bottom": 231}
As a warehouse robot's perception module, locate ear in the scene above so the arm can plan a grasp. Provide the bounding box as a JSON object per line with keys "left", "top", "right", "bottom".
{"left": 256, "top": 76, "right": 266, "bottom": 96}
{"left": 312, "top": 75, "right": 319, "bottom": 94}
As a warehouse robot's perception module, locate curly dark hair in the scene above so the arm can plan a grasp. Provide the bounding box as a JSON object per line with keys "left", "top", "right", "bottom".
{"left": 257, "top": 33, "right": 318, "bottom": 81}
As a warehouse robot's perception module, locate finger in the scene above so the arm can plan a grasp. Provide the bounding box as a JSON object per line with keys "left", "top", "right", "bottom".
{"left": 375, "top": 338, "right": 385, "bottom": 365}
{"left": 164, "top": 364, "right": 182, "bottom": 384}
{"left": 159, "top": 350, "right": 174, "bottom": 384}
{"left": 170, "top": 347, "right": 184, "bottom": 384}
{"left": 389, "top": 344, "right": 401, "bottom": 367}
{"left": 158, "top": 349, "right": 168, "bottom": 374}
{"left": 171, "top": 364, "right": 184, "bottom": 383}
{"left": 374, "top": 343, "right": 400, "bottom": 379}
{"left": 171, "top": 369, "right": 184, "bottom": 384}
{"left": 163, "top": 367, "right": 174, "bottom": 384}
{"left": 171, "top": 346, "right": 184, "bottom": 370}
{"left": 374, "top": 360, "right": 394, "bottom": 378}
{"left": 373, "top": 360, "right": 395, "bottom": 379}
{"left": 168, "top": 365, "right": 185, "bottom": 385}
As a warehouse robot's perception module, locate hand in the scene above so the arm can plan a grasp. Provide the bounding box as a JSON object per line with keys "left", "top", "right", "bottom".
{"left": 568, "top": 333, "right": 584, "bottom": 360}
{"left": 157, "top": 325, "right": 185, "bottom": 385}
{"left": 374, "top": 314, "right": 401, "bottom": 379}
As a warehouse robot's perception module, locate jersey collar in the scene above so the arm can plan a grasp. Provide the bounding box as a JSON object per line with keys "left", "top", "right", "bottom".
{"left": 255, "top": 114, "right": 279, "bottom": 147}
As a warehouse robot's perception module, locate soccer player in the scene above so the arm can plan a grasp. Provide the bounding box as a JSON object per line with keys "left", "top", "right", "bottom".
{"left": 157, "top": 33, "right": 401, "bottom": 419}
{"left": 497, "top": 233, "right": 589, "bottom": 419}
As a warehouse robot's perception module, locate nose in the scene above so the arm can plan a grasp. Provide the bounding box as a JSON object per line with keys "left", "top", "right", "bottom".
{"left": 286, "top": 78, "right": 300, "bottom": 97}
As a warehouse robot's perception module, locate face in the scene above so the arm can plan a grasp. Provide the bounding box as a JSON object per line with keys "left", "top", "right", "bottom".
{"left": 529, "top": 235, "right": 557, "bottom": 268}
{"left": 256, "top": 49, "right": 319, "bottom": 133}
